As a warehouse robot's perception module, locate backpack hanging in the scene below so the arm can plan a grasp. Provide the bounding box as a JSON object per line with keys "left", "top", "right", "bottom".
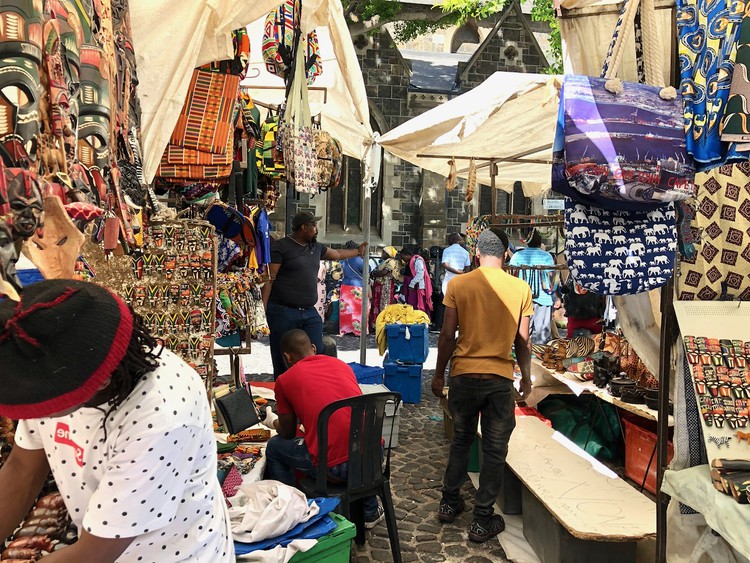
{"left": 262, "top": 0, "right": 322, "bottom": 85}
{"left": 314, "top": 129, "right": 343, "bottom": 190}
{"left": 256, "top": 111, "right": 286, "bottom": 179}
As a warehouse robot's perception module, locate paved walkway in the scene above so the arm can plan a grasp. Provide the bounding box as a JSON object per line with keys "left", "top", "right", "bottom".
{"left": 219, "top": 333, "right": 511, "bottom": 562}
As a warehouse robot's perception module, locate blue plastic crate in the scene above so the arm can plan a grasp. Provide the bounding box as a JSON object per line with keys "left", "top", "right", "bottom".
{"left": 385, "top": 324, "right": 429, "bottom": 364}
{"left": 384, "top": 361, "right": 422, "bottom": 404}
{"left": 348, "top": 362, "right": 384, "bottom": 385}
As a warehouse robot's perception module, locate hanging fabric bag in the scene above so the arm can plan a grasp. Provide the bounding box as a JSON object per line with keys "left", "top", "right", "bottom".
{"left": 314, "top": 128, "right": 343, "bottom": 190}
{"left": 282, "top": 36, "right": 318, "bottom": 194}
{"left": 551, "top": 0, "right": 695, "bottom": 211}
{"left": 262, "top": 0, "right": 322, "bottom": 85}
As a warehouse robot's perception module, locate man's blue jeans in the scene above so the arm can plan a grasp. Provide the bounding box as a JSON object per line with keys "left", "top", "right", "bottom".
{"left": 441, "top": 375, "right": 516, "bottom": 521}
{"left": 265, "top": 435, "right": 379, "bottom": 516}
{"left": 266, "top": 302, "right": 324, "bottom": 379}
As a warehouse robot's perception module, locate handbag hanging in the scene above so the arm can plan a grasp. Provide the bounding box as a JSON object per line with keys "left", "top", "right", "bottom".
{"left": 282, "top": 35, "right": 319, "bottom": 194}
{"left": 551, "top": 0, "right": 695, "bottom": 211}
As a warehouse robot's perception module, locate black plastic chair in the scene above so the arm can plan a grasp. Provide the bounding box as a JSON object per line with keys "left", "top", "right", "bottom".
{"left": 299, "top": 392, "right": 402, "bottom": 562}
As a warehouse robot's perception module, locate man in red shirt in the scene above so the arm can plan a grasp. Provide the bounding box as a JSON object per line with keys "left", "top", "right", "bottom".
{"left": 263, "top": 329, "right": 383, "bottom": 527}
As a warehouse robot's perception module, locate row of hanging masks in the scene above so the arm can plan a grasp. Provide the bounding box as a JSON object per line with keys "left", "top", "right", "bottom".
{"left": 0, "top": 0, "right": 145, "bottom": 296}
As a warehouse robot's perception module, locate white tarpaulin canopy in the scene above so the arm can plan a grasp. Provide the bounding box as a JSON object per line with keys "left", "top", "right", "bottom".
{"left": 242, "top": 0, "right": 375, "bottom": 161}
{"left": 557, "top": 0, "right": 674, "bottom": 83}
{"left": 377, "top": 72, "right": 561, "bottom": 196}
{"left": 130, "top": 0, "right": 374, "bottom": 182}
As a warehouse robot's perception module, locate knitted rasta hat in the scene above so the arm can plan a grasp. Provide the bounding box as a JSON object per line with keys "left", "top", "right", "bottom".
{"left": 0, "top": 280, "right": 133, "bottom": 419}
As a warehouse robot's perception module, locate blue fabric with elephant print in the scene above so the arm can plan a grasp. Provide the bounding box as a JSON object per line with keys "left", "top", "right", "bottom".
{"left": 565, "top": 197, "right": 677, "bottom": 295}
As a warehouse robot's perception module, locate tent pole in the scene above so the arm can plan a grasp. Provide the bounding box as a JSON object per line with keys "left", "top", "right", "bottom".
{"left": 656, "top": 278, "right": 675, "bottom": 562}
{"left": 490, "top": 158, "right": 497, "bottom": 222}
{"left": 360, "top": 169, "right": 372, "bottom": 365}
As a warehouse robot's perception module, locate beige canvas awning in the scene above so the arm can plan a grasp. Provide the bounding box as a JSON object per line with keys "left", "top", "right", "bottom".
{"left": 242, "top": 0, "right": 375, "bottom": 161}
{"left": 377, "top": 72, "right": 561, "bottom": 196}
{"left": 130, "top": 0, "right": 374, "bottom": 181}
{"left": 557, "top": 0, "right": 674, "bottom": 83}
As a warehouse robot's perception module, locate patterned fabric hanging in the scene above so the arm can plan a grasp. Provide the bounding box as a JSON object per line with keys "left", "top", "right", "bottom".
{"left": 677, "top": 162, "right": 750, "bottom": 301}
{"left": 677, "top": 0, "right": 748, "bottom": 169}
{"left": 262, "top": 0, "right": 322, "bottom": 85}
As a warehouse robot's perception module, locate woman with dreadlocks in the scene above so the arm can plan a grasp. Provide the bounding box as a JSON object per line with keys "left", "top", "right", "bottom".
{"left": 0, "top": 280, "right": 233, "bottom": 562}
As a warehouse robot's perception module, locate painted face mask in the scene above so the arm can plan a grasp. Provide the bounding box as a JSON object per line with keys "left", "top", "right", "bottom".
{"left": 43, "top": 0, "right": 84, "bottom": 162}
{"left": 0, "top": 0, "right": 45, "bottom": 168}
{"left": 5, "top": 166, "right": 44, "bottom": 239}
{"left": 0, "top": 221, "right": 21, "bottom": 297}
{"left": 24, "top": 194, "right": 84, "bottom": 279}
{"left": 77, "top": 46, "right": 111, "bottom": 182}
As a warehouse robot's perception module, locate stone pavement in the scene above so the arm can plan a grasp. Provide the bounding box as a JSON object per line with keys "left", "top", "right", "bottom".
{"left": 222, "top": 332, "right": 511, "bottom": 562}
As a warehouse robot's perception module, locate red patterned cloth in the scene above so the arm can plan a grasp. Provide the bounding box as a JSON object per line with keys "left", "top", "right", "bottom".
{"left": 168, "top": 69, "right": 240, "bottom": 155}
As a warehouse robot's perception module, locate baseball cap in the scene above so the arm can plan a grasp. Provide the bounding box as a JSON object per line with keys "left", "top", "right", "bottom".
{"left": 291, "top": 211, "right": 322, "bottom": 230}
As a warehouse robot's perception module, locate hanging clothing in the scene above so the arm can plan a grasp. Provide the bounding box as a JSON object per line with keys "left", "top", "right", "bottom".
{"left": 254, "top": 207, "right": 272, "bottom": 271}
{"left": 508, "top": 248, "right": 556, "bottom": 307}
{"left": 339, "top": 285, "right": 365, "bottom": 336}
{"left": 339, "top": 257, "right": 367, "bottom": 335}
{"left": 314, "top": 262, "right": 327, "bottom": 322}
{"left": 677, "top": 0, "right": 748, "bottom": 168}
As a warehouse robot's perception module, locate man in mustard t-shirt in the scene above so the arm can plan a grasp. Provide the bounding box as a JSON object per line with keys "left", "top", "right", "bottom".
{"left": 431, "top": 227, "right": 533, "bottom": 542}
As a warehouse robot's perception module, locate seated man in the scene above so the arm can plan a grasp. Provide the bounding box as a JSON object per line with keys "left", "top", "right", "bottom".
{"left": 263, "top": 329, "right": 383, "bottom": 528}
{"left": 0, "top": 280, "right": 233, "bottom": 562}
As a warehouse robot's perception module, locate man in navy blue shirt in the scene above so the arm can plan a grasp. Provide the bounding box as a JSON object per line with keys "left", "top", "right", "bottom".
{"left": 262, "top": 211, "right": 366, "bottom": 378}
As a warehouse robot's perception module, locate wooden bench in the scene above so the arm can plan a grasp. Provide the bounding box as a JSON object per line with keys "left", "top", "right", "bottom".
{"left": 441, "top": 400, "right": 656, "bottom": 563}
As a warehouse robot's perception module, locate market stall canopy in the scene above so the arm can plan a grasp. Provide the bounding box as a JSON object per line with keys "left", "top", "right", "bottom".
{"left": 377, "top": 72, "right": 561, "bottom": 196}
{"left": 130, "top": 0, "right": 374, "bottom": 182}
{"left": 130, "top": 0, "right": 286, "bottom": 182}
{"left": 556, "top": 0, "right": 674, "bottom": 83}
{"left": 241, "top": 0, "right": 374, "bottom": 162}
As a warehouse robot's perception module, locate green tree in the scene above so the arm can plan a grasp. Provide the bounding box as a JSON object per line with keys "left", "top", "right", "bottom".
{"left": 343, "top": 0, "right": 562, "bottom": 72}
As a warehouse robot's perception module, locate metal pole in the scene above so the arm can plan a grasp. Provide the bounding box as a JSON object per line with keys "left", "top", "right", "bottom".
{"left": 360, "top": 174, "right": 372, "bottom": 365}
{"left": 490, "top": 159, "right": 497, "bottom": 222}
{"left": 284, "top": 182, "right": 294, "bottom": 237}
{"left": 656, "top": 277, "right": 675, "bottom": 563}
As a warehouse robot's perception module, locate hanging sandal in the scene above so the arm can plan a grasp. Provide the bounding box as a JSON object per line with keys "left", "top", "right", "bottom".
{"left": 468, "top": 514, "right": 505, "bottom": 542}
{"left": 437, "top": 498, "right": 465, "bottom": 523}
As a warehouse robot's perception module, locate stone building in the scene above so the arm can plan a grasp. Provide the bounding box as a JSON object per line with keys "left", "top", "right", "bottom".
{"left": 270, "top": 0, "right": 551, "bottom": 249}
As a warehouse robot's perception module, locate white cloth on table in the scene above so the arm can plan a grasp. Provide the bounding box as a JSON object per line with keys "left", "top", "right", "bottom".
{"left": 227, "top": 480, "right": 319, "bottom": 543}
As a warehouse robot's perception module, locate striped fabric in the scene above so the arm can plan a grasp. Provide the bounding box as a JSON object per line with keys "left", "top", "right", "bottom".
{"left": 161, "top": 125, "right": 234, "bottom": 166}
{"left": 169, "top": 69, "right": 240, "bottom": 155}
{"left": 157, "top": 163, "right": 232, "bottom": 181}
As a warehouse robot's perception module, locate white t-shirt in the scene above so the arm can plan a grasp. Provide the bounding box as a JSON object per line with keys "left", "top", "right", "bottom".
{"left": 15, "top": 350, "right": 234, "bottom": 563}
{"left": 441, "top": 243, "right": 471, "bottom": 295}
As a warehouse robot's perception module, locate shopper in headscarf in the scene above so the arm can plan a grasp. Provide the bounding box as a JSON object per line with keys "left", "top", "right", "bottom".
{"left": 400, "top": 245, "right": 433, "bottom": 316}
{"left": 368, "top": 246, "right": 403, "bottom": 330}
{"left": 0, "top": 280, "right": 234, "bottom": 562}
{"left": 339, "top": 240, "right": 368, "bottom": 336}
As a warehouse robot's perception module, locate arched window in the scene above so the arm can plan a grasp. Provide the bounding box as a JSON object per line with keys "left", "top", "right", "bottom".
{"left": 450, "top": 21, "right": 480, "bottom": 54}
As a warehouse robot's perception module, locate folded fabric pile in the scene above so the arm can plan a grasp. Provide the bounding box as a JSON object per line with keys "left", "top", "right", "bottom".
{"left": 375, "top": 304, "right": 430, "bottom": 355}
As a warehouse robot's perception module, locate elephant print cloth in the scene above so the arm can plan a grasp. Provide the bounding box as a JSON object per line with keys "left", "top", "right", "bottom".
{"left": 677, "top": 162, "right": 750, "bottom": 301}
{"left": 677, "top": 0, "right": 749, "bottom": 169}
{"left": 565, "top": 197, "right": 677, "bottom": 295}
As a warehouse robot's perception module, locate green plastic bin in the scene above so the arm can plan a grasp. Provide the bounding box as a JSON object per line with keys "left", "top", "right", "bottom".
{"left": 289, "top": 513, "right": 356, "bottom": 563}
